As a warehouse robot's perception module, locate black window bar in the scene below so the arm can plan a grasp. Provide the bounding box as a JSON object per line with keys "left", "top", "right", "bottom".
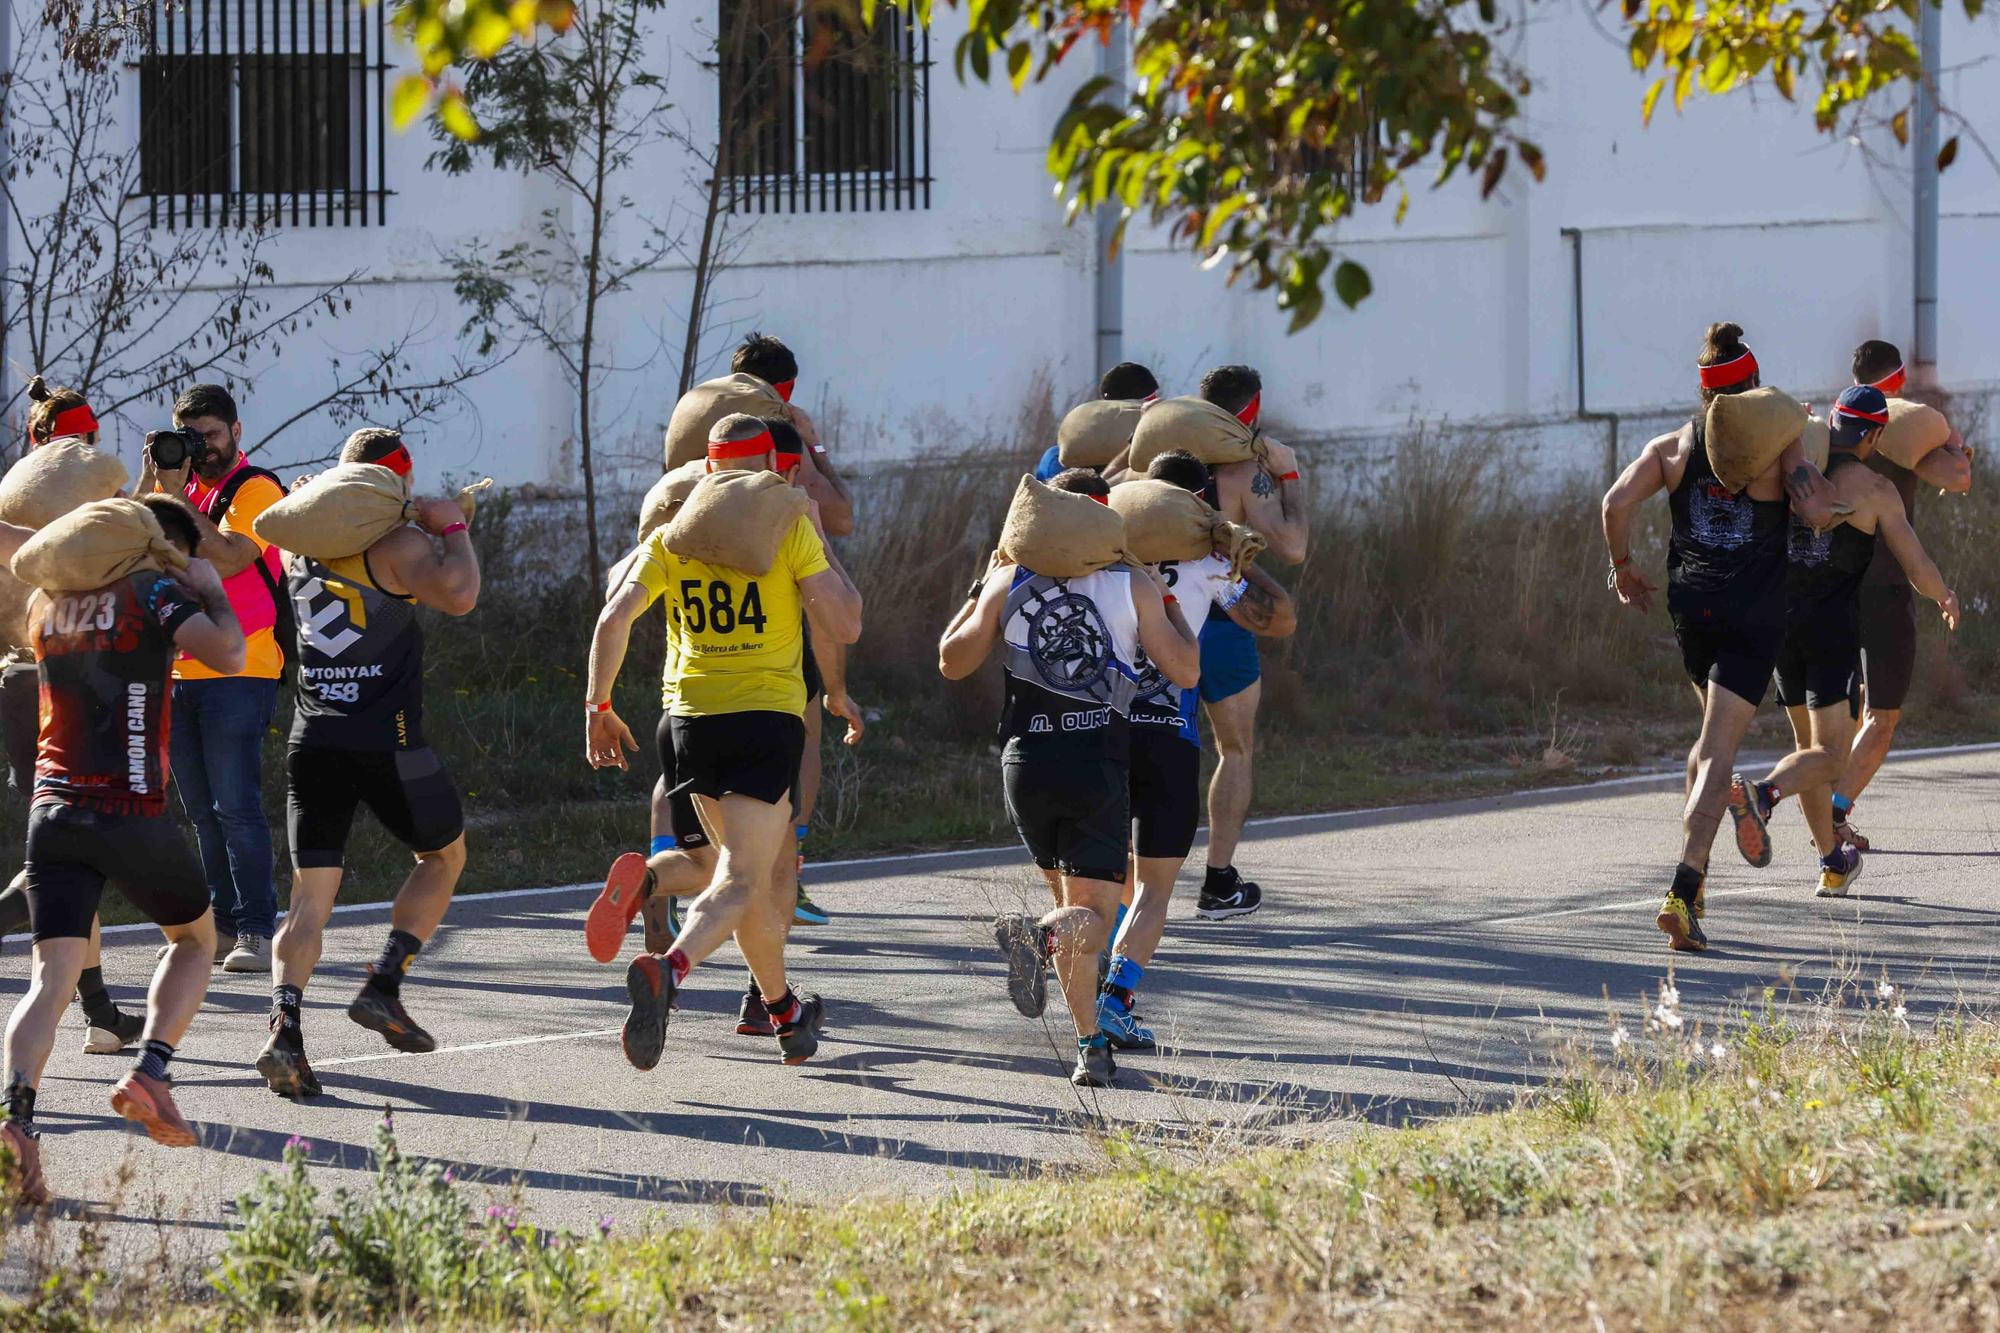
{"left": 1290, "top": 96, "right": 1386, "bottom": 203}
{"left": 716, "top": 0, "right": 932, "bottom": 214}
{"left": 136, "top": 0, "right": 391, "bottom": 228}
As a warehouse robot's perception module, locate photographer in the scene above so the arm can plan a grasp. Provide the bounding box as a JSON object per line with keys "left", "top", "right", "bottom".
{"left": 140, "top": 384, "right": 287, "bottom": 974}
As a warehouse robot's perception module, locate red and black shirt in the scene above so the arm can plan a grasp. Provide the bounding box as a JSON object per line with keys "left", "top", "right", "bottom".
{"left": 30, "top": 572, "right": 199, "bottom": 815}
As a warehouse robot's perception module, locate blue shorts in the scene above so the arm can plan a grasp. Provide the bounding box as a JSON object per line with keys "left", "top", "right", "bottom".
{"left": 1198, "top": 615, "right": 1260, "bottom": 704}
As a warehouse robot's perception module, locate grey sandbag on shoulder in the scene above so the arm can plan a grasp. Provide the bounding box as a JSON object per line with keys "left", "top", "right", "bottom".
{"left": 997, "top": 474, "right": 1127, "bottom": 578}
{"left": 636, "top": 459, "right": 709, "bottom": 542}
{"left": 0, "top": 438, "right": 131, "bottom": 529}
{"left": 1877, "top": 398, "right": 1952, "bottom": 471}
{"left": 1704, "top": 386, "right": 1807, "bottom": 493}
{"left": 1128, "top": 396, "right": 1266, "bottom": 473}
{"left": 664, "top": 469, "right": 809, "bottom": 576}
{"left": 13, "top": 498, "right": 189, "bottom": 593}
{"left": 1057, "top": 400, "right": 1145, "bottom": 470}
{"left": 252, "top": 463, "right": 413, "bottom": 560}
{"left": 1108, "top": 478, "right": 1269, "bottom": 581}
{"left": 664, "top": 375, "right": 790, "bottom": 469}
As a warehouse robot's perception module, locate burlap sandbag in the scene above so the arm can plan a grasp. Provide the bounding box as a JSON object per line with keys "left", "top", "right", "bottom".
{"left": 1705, "top": 387, "right": 1807, "bottom": 493}
{"left": 997, "top": 474, "right": 1127, "bottom": 578}
{"left": 454, "top": 477, "right": 495, "bottom": 524}
{"left": 251, "top": 463, "right": 412, "bottom": 560}
{"left": 663, "top": 374, "right": 790, "bottom": 469}
{"left": 1056, "top": 400, "right": 1146, "bottom": 470}
{"left": 13, "top": 498, "right": 189, "bottom": 593}
{"left": 1107, "top": 479, "right": 1269, "bottom": 580}
{"left": 1128, "top": 396, "right": 1264, "bottom": 472}
{"left": 1877, "top": 398, "right": 1952, "bottom": 471}
{"left": 1800, "top": 416, "right": 1830, "bottom": 474}
{"left": 0, "top": 438, "right": 131, "bottom": 529}
{"left": 664, "top": 469, "right": 809, "bottom": 577}
{"left": 636, "top": 460, "right": 708, "bottom": 542}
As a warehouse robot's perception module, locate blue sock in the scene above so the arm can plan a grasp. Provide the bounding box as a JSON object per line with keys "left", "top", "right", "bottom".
{"left": 1079, "top": 1032, "right": 1107, "bottom": 1051}
{"left": 650, "top": 834, "right": 677, "bottom": 856}
{"left": 796, "top": 825, "right": 809, "bottom": 842}
{"left": 1831, "top": 794, "right": 1854, "bottom": 819}
{"left": 1112, "top": 902, "right": 1128, "bottom": 936}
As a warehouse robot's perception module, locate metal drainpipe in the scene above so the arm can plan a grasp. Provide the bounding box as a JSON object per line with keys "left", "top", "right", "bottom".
{"left": 1561, "top": 227, "right": 1621, "bottom": 485}
{"left": 1093, "top": 30, "right": 1126, "bottom": 379}
{"left": 1913, "top": 2, "right": 1942, "bottom": 379}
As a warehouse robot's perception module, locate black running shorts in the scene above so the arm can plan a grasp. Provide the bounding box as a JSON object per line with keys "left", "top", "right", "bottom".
{"left": 25, "top": 802, "right": 208, "bottom": 941}
{"left": 668, "top": 711, "right": 805, "bottom": 808}
{"left": 1130, "top": 727, "right": 1200, "bottom": 861}
{"left": 1774, "top": 612, "right": 1861, "bottom": 714}
{"left": 1002, "top": 756, "right": 1129, "bottom": 884}
{"left": 1858, "top": 583, "right": 1918, "bottom": 712}
{"left": 652, "top": 713, "right": 710, "bottom": 849}
{"left": 1, "top": 659, "right": 37, "bottom": 796}
{"left": 1670, "top": 600, "right": 1783, "bottom": 708}
{"left": 287, "top": 745, "right": 467, "bottom": 869}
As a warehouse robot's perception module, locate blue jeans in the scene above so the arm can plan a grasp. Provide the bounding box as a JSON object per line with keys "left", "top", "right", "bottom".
{"left": 170, "top": 677, "right": 279, "bottom": 939}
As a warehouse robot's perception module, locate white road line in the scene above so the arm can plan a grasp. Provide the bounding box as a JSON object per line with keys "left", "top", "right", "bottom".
{"left": 315, "top": 1026, "right": 624, "bottom": 1068}
{"left": 32, "top": 739, "right": 2000, "bottom": 942}
{"left": 1486, "top": 884, "right": 1793, "bottom": 925}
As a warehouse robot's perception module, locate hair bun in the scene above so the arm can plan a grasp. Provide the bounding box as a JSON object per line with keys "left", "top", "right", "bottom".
{"left": 1702, "top": 321, "right": 1746, "bottom": 359}
{"left": 25, "top": 374, "right": 50, "bottom": 403}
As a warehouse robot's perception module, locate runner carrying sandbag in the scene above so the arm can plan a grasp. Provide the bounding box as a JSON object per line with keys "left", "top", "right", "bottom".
{"left": 12, "top": 498, "right": 189, "bottom": 593}
{"left": 998, "top": 473, "right": 1127, "bottom": 578}
{"left": 1704, "top": 385, "right": 1807, "bottom": 494}
{"left": 665, "top": 418, "right": 811, "bottom": 576}
{"left": 637, "top": 459, "right": 709, "bottom": 542}
{"left": 251, "top": 461, "right": 412, "bottom": 561}
{"left": 1128, "top": 396, "right": 1267, "bottom": 474}
{"left": 1108, "top": 477, "right": 1268, "bottom": 580}
{"left": 1875, "top": 398, "right": 1952, "bottom": 472}
{"left": 1058, "top": 400, "right": 1146, "bottom": 470}
{"left": 664, "top": 374, "right": 790, "bottom": 469}
{"left": 0, "top": 437, "right": 130, "bottom": 529}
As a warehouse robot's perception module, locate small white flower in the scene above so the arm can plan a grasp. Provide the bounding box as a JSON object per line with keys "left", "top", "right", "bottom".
{"left": 1611, "top": 1025, "right": 1630, "bottom": 1050}
{"left": 1768, "top": 1089, "right": 1783, "bottom": 1105}
{"left": 1746, "top": 1075, "right": 1761, "bottom": 1092}
{"left": 1652, "top": 1002, "right": 1683, "bottom": 1031}
{"left": 1876, "top": 980, "right": 1897, "bottom": 1000}
{"left": 1709, "top": 1041, "right": 1729, "bottom": 1062}
{"left": 1659, "top": 981, "right": 1681, "bottom": 1009}
{"left": 1893, "top": 1003, "right": 1909, "bottom": 1023}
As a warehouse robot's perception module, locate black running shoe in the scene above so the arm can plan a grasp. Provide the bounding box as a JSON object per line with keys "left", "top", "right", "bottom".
{"left": 1072, "top": 1040, "right": 1117, "bottom": 1088}
{"left": 621, "top": 954, "right": 677, "bottom": 1071}
{"left": 736, "top": 982, "right": 775, "bottom": 1037}
{"left": 775, "top": 993, "right": 826, "bottom": 1066}
{"left": 347, "top": 979, "right": 437, "bottom": 1054}
{"left": 255, "top": 1029, "right": 324, "bottom": 1100}
{"left": 1196, "top": 869, "right": 1263, "bottom": 921}
{"left": 81, "top": 1005, "right": 144, "bottom": 1055}
{"left": 993, "top": 914, "right": 1049, "bottom": 1017}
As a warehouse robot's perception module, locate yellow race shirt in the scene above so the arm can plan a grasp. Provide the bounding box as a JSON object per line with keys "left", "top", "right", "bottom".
{"left": 629, "top": 515, "right": 829, "bottom": 718}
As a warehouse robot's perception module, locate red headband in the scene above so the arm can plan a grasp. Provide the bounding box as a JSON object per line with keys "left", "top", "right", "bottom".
{"left": 1698, "top": 349, "right": 1758, "bottom": 390}
{"left": 770, "top": 379, "right": 796, "bottom": 403}
{"left": 1235, "top": 392, "right": 1261, "bottom": 426}
{"left": 1866, "top": 366, "right": 1907, "bottom": 396}
{"left": 50, "top": 404, "right": 99, "bottom": 437}
{"left": 377, "top": 444, "right": 413, "bottom": 477}
{"left": 774, "top": 448, "right": 803, "bottom": 470}
{"left": 708, "top": 429, "right": 774, "bottom": 460}
{"left": 1833, "top": 402, "right": 1890, "bottom": 427}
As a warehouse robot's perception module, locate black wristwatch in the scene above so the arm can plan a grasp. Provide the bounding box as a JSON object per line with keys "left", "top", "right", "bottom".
{"left": 966, "top": 578, "right": 985, "bottom": 603}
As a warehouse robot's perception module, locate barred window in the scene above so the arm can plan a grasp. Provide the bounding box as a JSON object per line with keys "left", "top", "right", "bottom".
{"left": 136, "top": 0, "right": 391, "bottom": 228}
{"left": 717, "top": 0, "right": 932, "bottom": 213}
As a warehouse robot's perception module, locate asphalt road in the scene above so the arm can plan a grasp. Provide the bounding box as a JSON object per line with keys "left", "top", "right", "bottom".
{"left": 4, "top": 745, "right": 1997, "bottom": 1272}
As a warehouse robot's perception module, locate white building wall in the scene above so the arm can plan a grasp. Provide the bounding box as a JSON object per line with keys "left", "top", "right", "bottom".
{"left": 4, "top": 1, "right": 1997, "bottom": 493}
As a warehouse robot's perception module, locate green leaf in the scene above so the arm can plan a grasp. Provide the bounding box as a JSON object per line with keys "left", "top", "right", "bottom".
{"left": 1641, "top": 76, "right": 1666, "bottom": 126}
{"left": 1332, "top": 258, "right": 1372, "bottom": 309}
{"left": 391, "top": 75, "right": 431, "bottom": 132}
{"left": 1008, "top": 41, "right": 1032, "bottom": 93}
{"left": 438, "top": 89, "right": 480, "bottom": 142}
{"left": 1701, "top": 49, "right": 1736, "bottom": 95}
{"left": 1200, "top": 192, "right": 1252, "bottom": 249}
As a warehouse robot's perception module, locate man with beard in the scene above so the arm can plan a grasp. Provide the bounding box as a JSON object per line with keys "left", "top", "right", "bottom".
{"left": 140, "top": 384, "right": 289, "bottom": 974}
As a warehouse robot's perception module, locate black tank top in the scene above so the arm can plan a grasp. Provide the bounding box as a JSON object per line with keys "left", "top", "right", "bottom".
{"left": 1667, "top": 418, "right": 1787, "bottom": 605}
{"left": 286, "top": 551, "right": 426, "bottom": 751}
{"left": 1785, "top": 456, "right": 1875, "bottom": 618}
{"left": 1861, "top": 451, "right": 1920, "bottom": 587}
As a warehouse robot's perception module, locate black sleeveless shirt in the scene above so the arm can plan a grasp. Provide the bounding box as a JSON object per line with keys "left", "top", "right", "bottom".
{"left": 285, "top": 550, "right": 426, "bottom": 751}
{"left": 1667, "top": 418, "right": 1788, "bottom": 608}
{"left": 1785, "top": 455, "right": 1875, "bottom": 621}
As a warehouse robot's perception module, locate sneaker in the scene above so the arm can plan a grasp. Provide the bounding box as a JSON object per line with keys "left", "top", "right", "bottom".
{"left": 793, "top": 891, "right": 831, "bottom": 926}
{"left": 1816, "top": 846, "right": 1865, "bottom": 898}
{"left": 992, "top": 914, "right": 1049, "bottom": 1018}
{"left": 1072, "top": 1040, "right": 1117, "bottom": 1088}
{"left": 1655, "top": 893, "right": 1708, "bottom": 952}
{"left": 347, "top": 979, "right": 437, "bottom": 1054}
{"left": 775, "top": 993, "right": 826, "bottom": 1066}
{"left": 81, "top": 1006, "right": 144, "bottom": 1055}
{"left": 223, "top": 933, "right": 271, "bottom": 974}
{"left": 255, "top": 1027, "right": 323, "bottom": 1100}
{"left": 1096, "top": 994, "right": 1156, "bottom": 1052}
{"left": 1834, "top": 818, "right": 1871, "bottom": 853}
{"left": 586, "top": 853, "right": 653, "bottom": 964}
{"left": 1727, "top": 774, "right": 1774, "bottom": 868}
{"left": 0, "top": 1120, "right": 50, "bottom": 1206}
{"left": 1195, "top": 870, "right": 1263, "bottom": 921}
{"left": 109, "top": 1069, "right": 196, "bottom": 1147}
{"left": 621, "top": 953, "right": 677, "bottom": 1071}
{"left": 736, "top": 983, "right": 775, "bottom": 1037}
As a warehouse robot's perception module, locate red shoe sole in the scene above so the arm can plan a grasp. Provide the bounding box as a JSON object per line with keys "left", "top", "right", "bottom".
{"left": 110, "top": 1080, "right": 196, "bottom": 1148}
{"left": 586, "top": 853, "right": 651, "bottom": 965}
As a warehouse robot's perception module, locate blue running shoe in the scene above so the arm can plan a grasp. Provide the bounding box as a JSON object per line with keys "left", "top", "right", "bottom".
{"left": 1096, "top": 994, "right": 1156, "bottom": 1052}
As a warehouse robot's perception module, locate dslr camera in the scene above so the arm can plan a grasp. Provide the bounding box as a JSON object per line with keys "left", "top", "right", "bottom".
{"left": 146, "top": 426, "right": 210, "bottom": 471}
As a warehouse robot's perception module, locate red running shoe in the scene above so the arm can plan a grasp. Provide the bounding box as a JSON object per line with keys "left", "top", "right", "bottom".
{"left": 110, "top": 1070, "right": 197, "bottom": 1148}
{"left": 586, "top": 853, "right": 653, "bottom": 964}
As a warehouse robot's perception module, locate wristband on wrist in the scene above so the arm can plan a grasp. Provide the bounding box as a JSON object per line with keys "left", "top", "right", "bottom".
{"left": 1611, "top": 554, "right": 1632, "bottom": 568}
{"left": 441, "top": 521, "right": 468, "bottom": 537}
{"left": 1277, "top": 471, "right": 1300, "bottom": 483}
{"left": 586, "top": 700, "right": 613, "bottom": 714}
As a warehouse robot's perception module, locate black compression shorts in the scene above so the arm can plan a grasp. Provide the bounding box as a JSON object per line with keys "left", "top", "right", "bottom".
{"left": 25, "top": 802, "right": 208, "bottom": 940}
{"left": 652, "top": 712, "right": 709, "bottom": 849}
{"left": 1130, "top": 727, "right": 1200, "bottom": 861}
{"left": 668, "top": 711, "right": 805, "bottom": 808}
{"left": 1002, "top": 756, "right": 1129, "bottom": 884}
{"left": 1858, "top": 583, "right": 1918, "bottom": 712}
{"left": 1, "top": 659, "right": 37, "bottom": 797}
{"left": 1774, "top": 613, "right": 1861, "bottom": 714}
{"left": 1670, "top": 601, "right": 1783, "bottom": 707}
{"left": 287, "top": 746, "right": 466, "bottom": 869}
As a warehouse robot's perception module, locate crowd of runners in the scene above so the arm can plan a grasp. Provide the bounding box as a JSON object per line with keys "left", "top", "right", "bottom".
{"left": 0, "top": 324, "right": 1974, "bottom": 1203}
